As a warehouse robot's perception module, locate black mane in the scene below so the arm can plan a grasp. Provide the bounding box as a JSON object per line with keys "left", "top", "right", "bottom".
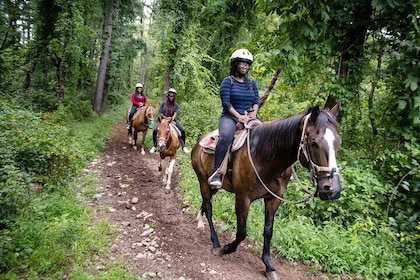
{"left": 249, "top": 107, "right": 339, "bottom": 161}
{"left": 250, "top": 114, "right": 304, "bottom": 161}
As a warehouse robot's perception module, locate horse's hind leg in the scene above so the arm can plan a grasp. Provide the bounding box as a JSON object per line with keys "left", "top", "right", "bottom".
{"left": 132, "top": 131, "right": 138, "bottom": 150}
{"left": 139, "top": 131, "right": 146, "bottom": 155}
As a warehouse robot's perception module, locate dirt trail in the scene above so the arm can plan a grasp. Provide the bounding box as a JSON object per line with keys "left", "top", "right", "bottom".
{"left": 86, "top": 120, "right": 330, "bottom": 280}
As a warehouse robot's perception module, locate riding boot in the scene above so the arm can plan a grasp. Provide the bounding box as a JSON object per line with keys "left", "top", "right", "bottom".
{"left": 208, "top": 171, "right": 222, "bottom": 189}
{"left": 126, "top": 120, "right": 132, "bottom": 130}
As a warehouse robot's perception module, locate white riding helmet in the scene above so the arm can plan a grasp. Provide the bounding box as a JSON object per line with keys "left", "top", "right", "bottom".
{"left": 168, "top": 88, "right": 177, "bottom": 94}
{"left": 230, "top": 48, "right": 253, "bottom": 64}
{"left": 135, "top": 83, "right": 143, "bottom": 88}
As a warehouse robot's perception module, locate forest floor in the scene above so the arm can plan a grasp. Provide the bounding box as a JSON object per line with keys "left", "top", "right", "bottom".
{"left": 84, "top": 120, "right": 339, "bottom": 280}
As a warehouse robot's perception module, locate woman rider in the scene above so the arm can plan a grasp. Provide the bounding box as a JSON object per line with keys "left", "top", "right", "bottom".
{"left": 208, "top": 49, "right": 260, "bottom": 188}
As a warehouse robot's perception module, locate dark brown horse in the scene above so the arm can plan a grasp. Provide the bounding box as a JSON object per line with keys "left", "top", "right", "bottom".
{"left": 128, "top": 105, "right": 155, "bottom": 155}
{"left": 191, "top": 103, "right": 342, "bottom": 280}
{"left": 156, "top": 117, "right": 180, "bottom": 193}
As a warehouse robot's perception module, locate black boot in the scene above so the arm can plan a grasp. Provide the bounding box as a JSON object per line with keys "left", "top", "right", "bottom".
{"left": 208, "top": 172, "right": 222, "bottom": 189}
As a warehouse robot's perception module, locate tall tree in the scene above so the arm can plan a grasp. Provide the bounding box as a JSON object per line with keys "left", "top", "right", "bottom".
{"left": 94, "top": 0, "right": 114, "bottom": 113}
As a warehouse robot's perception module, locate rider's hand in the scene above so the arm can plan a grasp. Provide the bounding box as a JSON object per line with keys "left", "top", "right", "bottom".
{"left": 238, "top": 115, "right": 251, "bottom": 124}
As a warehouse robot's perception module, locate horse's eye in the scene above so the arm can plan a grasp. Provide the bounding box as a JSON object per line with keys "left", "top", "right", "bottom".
{"left": 311, "top": 139, "right": 318, "bottom": 147}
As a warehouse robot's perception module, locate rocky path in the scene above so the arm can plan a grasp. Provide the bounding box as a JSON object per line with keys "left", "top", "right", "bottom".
{"left": 85, "top": 120, "right": 329, "bottom": 280}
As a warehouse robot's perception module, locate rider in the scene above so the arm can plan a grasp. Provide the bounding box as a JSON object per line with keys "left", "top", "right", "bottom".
{"left": 208, "top": 48, "right": 260, "bottom": 188}
{"left": 127, "top": 83, "right": 148, "bottom": 130}
{"left": 150, "top": 88, "right": 189, "bottom": 154}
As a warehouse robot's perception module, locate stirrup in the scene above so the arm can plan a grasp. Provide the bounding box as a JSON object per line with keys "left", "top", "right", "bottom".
{"left": 208, "top": 172, "right": 222, "bottom": 189}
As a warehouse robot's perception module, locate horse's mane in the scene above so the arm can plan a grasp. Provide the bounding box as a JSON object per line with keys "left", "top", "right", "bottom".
{"left": 250, "top": 114, "right": 304, "bottom": 160}
{"left": 250, "top": 107, "right": 339, "bottom": 161}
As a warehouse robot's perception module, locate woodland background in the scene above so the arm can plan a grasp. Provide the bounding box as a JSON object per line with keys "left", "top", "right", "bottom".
{"left": 0, "top": 0, "right": 419, "bottom": 279}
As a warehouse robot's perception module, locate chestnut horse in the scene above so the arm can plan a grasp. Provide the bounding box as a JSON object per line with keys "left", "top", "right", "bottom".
{"left": 191, "top": 103, "right": 342, "bottom": 280}
{"left": 128, "top": 105, "right": 155, "bottom": 155}
{"left": 156, "top": 117, "right": 180, "bottom": 193}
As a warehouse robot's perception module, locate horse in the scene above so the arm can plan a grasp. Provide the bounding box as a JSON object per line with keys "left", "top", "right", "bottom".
{"left": 191, "top": 103, "right": 342, "bottom": 280}
{"left": 156, "top": 117, "right": 180, "bottom": 194}
{"left": 127, "top": 105, "right": 155, "bottom": 155}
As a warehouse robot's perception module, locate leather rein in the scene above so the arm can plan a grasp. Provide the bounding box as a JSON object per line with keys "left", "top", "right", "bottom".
{"left": 246, "top": 114, "right": 333, "bottom": 204}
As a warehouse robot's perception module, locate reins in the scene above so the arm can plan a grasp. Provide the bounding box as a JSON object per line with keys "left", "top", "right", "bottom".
{"left": 245, "top": 114, "right": 314, "bottom": 204}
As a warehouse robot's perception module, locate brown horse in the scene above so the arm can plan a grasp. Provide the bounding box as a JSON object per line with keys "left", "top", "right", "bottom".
{"left": 191, "top": 103, "right": 342, "bottom": 280}
{"left": 156, "top": 117, "right": 180, "bottom": 193}
{"left": 128, "top": 105, "right": 155, "bottom": 155}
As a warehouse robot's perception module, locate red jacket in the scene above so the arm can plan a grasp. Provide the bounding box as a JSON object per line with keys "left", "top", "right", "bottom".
{"left": 131, "top": 92, "right": 147, "bottom": 106}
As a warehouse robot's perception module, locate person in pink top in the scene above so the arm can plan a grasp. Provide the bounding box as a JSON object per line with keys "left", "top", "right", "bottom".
{"left": 127, "top": 83, "right": 148, "bottom": 130}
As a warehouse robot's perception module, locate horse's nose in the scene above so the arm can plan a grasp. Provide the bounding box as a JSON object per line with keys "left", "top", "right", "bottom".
{"left": 157, "top": 142, "right": 165, "bottom": 151}
{"left": 318, "top": 176, "right": 342, "bottom": 200}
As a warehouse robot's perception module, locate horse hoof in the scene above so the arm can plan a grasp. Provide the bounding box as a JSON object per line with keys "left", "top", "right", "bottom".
{"left": 212, "top": 247, "right": 224, "bottom": 256}
{"left": 141, "top": 150, "right": 145, "bottom": 155}
{"left": 165, "top": 188, "right": 171, "bottom": 194}
{"left": 266, "top": 271, "right": 279, "bottom": 280}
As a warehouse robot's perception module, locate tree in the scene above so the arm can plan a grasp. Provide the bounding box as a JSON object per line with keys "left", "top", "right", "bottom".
{"left": 94, "top": 0, "right": 114, "bottom": 114}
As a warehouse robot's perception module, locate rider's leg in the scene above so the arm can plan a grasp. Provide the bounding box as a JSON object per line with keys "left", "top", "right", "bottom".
{"left": 127, "top": 106, "right": 136, "bottom": 129}
{"left": 175, "top": 121, "right": 189, "bottom": 153}
{"left": 209, "top": 115, "right": 236, "bottom": 188}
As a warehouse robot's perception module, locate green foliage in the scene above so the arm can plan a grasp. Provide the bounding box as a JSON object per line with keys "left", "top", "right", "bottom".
{"left": 0, "top": 104, "right": 123, "bottom": 278}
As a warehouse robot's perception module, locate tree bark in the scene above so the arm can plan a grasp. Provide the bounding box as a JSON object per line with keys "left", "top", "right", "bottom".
{"left": 94, "top": 0, "right": 114, "bottom": 113}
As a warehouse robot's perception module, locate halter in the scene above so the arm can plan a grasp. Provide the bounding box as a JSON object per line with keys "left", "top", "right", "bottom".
{"left": 246, "top": 113, "right": 338, "bottom": 204}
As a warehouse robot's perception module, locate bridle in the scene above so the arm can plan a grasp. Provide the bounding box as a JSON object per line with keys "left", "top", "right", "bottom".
{"left": 157, "top": 120, "right": 171, "bottom": 149}
{"left": 246, "top": 113, "right": 338, "bottom": 204}
{"left": 297, "top": 113, "right": 340, "bottom": 187}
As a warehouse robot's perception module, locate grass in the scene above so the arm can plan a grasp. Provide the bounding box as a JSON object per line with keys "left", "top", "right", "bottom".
{"left": 177, "top": 153, "right": 420, "bottom": 280}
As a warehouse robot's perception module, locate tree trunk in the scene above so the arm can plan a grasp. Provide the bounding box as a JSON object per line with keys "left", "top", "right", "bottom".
{"left": 94, "top": 0, "right": 114, "bottom": 114}
{"left": 259, "top": 68, "right": 281, "bottom": 109}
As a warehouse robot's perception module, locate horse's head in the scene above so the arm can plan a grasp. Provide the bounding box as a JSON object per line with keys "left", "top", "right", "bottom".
{"left": 145, "top": 105, "right": 156, "bottom": 123}
{"left": 299, "top": 103, "right": 342, "bottom": 200}
{"left": 156, "top": 117, "right": 171, "bottom": 152}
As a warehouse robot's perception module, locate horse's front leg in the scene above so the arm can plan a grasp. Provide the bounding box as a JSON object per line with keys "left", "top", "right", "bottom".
{"left": 262, "top": 198, "right": 282, "bottom": 280}
{"left": 164, "top": 158, "right": 176, "bottom": 194}
{"left": 221, "top": 195, "right": 251, "bottom": 255}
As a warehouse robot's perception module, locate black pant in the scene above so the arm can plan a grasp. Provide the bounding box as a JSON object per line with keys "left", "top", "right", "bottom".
{"left": 128, "top": 105, "right": 139, "bottom": 121}
{"left": 213, "top": 115, "right": 237, "bottom": 172}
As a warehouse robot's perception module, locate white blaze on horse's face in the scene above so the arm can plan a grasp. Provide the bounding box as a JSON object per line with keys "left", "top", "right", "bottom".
{"left": 323, "top": 128, "right": 339, "bottom": 173}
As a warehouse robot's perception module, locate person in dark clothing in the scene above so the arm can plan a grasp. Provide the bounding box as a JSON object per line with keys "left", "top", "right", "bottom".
{"left": 127, "top": 83, "right": 148, "bottom": 130}
{"left": 208, "top": 49, "right": 260, "bottom": 188}
{"left": 150, "top": 88, "right": 189, "bottom": 154}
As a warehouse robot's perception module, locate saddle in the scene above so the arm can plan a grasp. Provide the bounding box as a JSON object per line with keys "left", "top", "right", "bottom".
{"left": 199, "top": 119, "right": 262, "bottom": 154}
{"left": 169, "top": 122, "right": 181, "bottom": 137}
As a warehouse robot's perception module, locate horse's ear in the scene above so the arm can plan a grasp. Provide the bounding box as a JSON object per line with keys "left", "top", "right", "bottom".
{"left": 328, "top": 102, "right": 341, "bottom": 118}
{"left": 309, "top": 105, "right": 320, "bottom": 122}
